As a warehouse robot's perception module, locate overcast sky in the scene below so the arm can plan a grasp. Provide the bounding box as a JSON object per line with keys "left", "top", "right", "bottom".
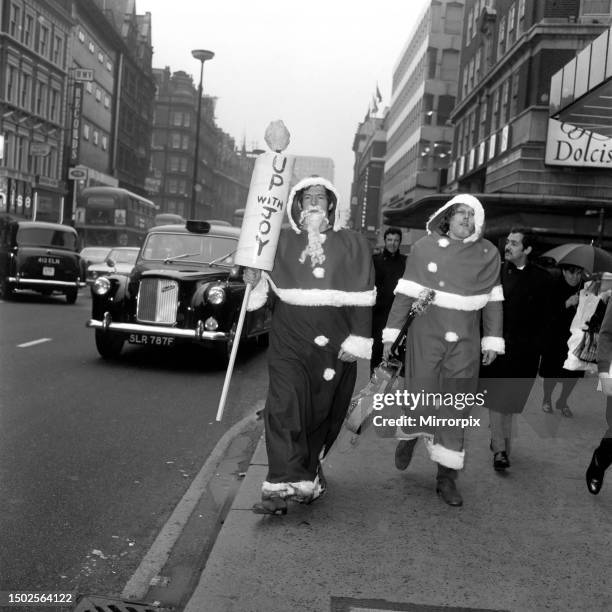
{"left": 138, "top": 0, "right": 430, "bottom": 206}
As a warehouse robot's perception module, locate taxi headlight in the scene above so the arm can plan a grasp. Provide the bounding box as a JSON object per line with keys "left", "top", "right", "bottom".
{"left": 206, "top": 285, "right": 226, "bottom": 305}
{"left": 92, "top": 276, "right": 111, "bottom": 296}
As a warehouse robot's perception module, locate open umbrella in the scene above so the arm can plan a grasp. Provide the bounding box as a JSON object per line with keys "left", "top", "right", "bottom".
{"left": 542, "top": 243, "right": 612, "bottom": 274}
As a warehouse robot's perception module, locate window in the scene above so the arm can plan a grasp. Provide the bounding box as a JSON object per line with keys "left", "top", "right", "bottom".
{"left": 106, "top": 61, "right": 112, "bottom": 71}
{"left": 49, "top": 89, "right": 59, "bottom": 122}
{"left": 467, "top": 8, "right": 473, "bottom": 40}
{"left": 427, "top": 48, "right": 438, "bottom": 79}
{"left": 423, "top": 94, "right": 434, "bottom": 125}
{"left": 98, "top": 52, "right": 104, "bottom": 63}
{"left": 104, "top": 95, "right": 110, "bottom": 108}
{"left": 172, "top": 112, "right": 182, "bottom": 126}
{"left": 475, "top": 47, "right": 482, "bottom": 82}
{"left": 88, "top": 41, "right": 95, "bottom": 53}
{"left": 501, "top": 79, "right": 510, "bottom": 123}
{"left": 78, "top": 30, "right": 85, "bottom": 43}
{"left": 53, "top": 35, "right": 63, "bottom": 65}
{"left": 95, "top": 88, "right": 102, "bottom": 102}
{"left": 7, "top": 65, "right": 17, "bottom": 103}
{"left": 102, "top": 136, "right": 108, "bottom": 150}
{"left": 9, "top": 4, "right": 20, "bottom": 38}
{"left": 35, "top": 81, "right": 46, "bottom": 115}
{"left": 492, "top": 88, "right": 500, "bottom": 129}
{"left": 39, "top": 26, "right": 49, "bottom": 56}
{"left": 171, "top": 133, "right": 181, "bottom": 148}
{"left": 179, "top": 157, "right": 188, "bottom": 172}
{"left": 582, "top": 1, "right": 611, "bottom": 14}
{"left": 510, "top": 72, "right": 520, "bottom": 117}
{"left": 181, "top": 134, "right": 189, "bottom": 150}
{"left": 437, "top": 95, "right": 455, "bottom": 125}
{"left": 168, "top": 179, "right": 178, "bottom": 193}
{"left": 183, "top": 113, "right": 191, "bottom": 127}
{"left": 468, "top": 59, "right": 475, "bottom": 92}
{"left": 440, "top": 49, "right": 459, "bottom": 80}
{"left": 93, "top": 131, "right": 99, "bottom": 145}
{"left": 20, "top": 73, "right": 31, "bottom": 109}
{"left": 24, "top": 14, "right": 33, "bottom": 46}
{"left": 83, "top": 124, "right": 90, "bottom": 140}
{"left": 498, "top": 16, "right": 506, "bottom": 57}
{"left": 86, "top": 81, "right": 93, "bottom": 94}
{"left": 170, "top": 156, "right": 179, "bottom": 171}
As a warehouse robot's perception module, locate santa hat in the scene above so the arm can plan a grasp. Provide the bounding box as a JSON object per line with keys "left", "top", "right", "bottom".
{"left": 287, "top": 176, "right": 346, "bottom": 233}
{"left": 426, "top": 194, "right": 485, "bottom": 243}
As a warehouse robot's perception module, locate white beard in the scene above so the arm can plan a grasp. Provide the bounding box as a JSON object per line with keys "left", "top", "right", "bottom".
{"left": 298, "top": 210, "right": 327, "bottom": 267}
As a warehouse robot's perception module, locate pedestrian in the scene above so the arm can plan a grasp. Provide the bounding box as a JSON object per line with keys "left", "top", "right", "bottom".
{"left": 243, "top": 177, "right": 375, "bottom": 515}
{"left": 479, "top": 228, "right": 551, "bottom": 471}
{"left": 539, "top": 263, "right": 584, "bottom": 417}
{"left": 371, "top": 227, "right": 407, "bottom": 374}
{"left": 586, "top": 297, "right": 612, "bottom": 494}
{"left": 382, "top": 194, "right": 504, "bottom": 507}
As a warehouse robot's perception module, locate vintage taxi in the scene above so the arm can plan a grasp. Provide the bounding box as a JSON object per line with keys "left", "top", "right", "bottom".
{"left": 86, "top": 220, "right": 272, "bottom": 362}
{"left": 0, "top": 216, "right": 84, "bottom": 303}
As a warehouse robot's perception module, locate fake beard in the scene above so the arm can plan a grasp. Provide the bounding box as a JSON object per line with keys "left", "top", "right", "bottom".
{"left": 298, "top": 209, "right": 327, "bottom": 268}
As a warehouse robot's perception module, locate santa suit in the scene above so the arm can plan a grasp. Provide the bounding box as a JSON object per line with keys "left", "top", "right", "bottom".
{"left": 383, "top": 195, "right": 504, "bottom": 470}
{"left": 248, "top": 177, "right": 375, "bottom": 501}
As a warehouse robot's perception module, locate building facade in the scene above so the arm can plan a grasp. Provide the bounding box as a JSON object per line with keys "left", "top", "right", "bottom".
{"left": 382, "top": 0, "right": 465, "bottom": 217}
{"left": 0, "top": 0, "right": 72, "bottom": 222}
{"left": 350, "top": 113, "right": 386, "bottom": 241}
{"left": 446, "top": 0, "right": 612, "bottom": 244}
{"left": 149, "top": 67, "right": 252, "bottom": 223}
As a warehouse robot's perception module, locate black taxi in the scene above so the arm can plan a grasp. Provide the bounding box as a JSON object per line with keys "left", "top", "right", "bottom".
{"left": 86, "top": 220, "right": 272, "bottom": 362}
{"left": 0, "top": 216, "right": 83, "bottom": 303}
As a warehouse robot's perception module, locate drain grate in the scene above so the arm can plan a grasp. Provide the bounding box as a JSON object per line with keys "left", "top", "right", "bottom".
{"left": 73, "top": 594, "right": 173, "bottom": 612}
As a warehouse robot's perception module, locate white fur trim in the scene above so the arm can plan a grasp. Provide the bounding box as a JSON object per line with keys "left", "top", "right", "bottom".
{"left": 246, "top": 275, "right": 269, "bottom": 311}
{"left": 395, "top": 278, "right": 489, "bottom": 311}
{"left": 489, "top": 284, "right": 504, "bottom": 301}
{"left": 262, "top": 480, "right": 315, "bottom": 500}
{"left": 313, "top": 267, "right": 325, "bottom": 278}
{"left": 314, "top": 335, "right": 329, "bottom": 346}
{"left": 424, "top": 439, "right": 465, "bottom": 470}
{"left": 286, "top": 176, "right": 345, "bottom": 233}
{"left": 341, "top": 335, "right": 373, "bottom": 360}
{"left": 426, "top": 194, "right": 485, "bottom": 243}
{"left": 323, "top": 368, "right": 335, "bottom": 380}
{"left": 382, "top": 327, "right": 401, "bottom": 343}
{"left": 427, "top": 262, "right": 438, "bottom": 273}
{"left": 444, "top": 331, "right": 459, "bottom": 342}
{"left": 481, "top": 336, "right": 505, "bottom": 353}
{"left": 273, "top": 286, "right": 376, "bottom": 307}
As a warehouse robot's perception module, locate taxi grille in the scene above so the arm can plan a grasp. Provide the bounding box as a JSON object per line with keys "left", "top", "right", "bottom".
{"left": 136, "top": 278, "right": 179, "bottom": 324}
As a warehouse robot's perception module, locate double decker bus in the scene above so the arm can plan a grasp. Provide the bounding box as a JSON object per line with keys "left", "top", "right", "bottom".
{"left": 75, "top": 187, "right": 158, "bottom": 247}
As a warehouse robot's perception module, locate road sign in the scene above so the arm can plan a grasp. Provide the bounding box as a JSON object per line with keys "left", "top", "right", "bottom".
{"left": 74, "top": 68, "right": 94, "bottom": 81}
{"left": 68, "top": 166, "right": 88, "bottom": 180}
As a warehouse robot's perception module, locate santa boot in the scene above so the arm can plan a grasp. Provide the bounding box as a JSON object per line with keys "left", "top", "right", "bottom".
{"left": 586, "top": 437, "right": 612, "bottom": 495}
{"left": 436, "top": 464, "right": 463, "bottom": 507}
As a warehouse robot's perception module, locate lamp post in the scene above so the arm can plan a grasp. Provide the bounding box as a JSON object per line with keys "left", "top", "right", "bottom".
{"left": 190, "top": 49, "right": 214, "bottom": 220}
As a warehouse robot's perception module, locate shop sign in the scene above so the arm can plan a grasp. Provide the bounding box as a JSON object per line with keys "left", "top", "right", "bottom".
{"left": 70, "top": 83, "right": 84, "bottom": 164}
{"left": 545, "top": 119, "right": 612, "bottom": 168}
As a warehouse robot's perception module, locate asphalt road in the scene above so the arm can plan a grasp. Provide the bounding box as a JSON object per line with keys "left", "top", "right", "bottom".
{"left": 0, "top": 288, "right": 269, "bottom": 600}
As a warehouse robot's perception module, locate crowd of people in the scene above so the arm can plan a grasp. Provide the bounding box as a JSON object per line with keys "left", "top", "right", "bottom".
{"left": 243, "top": 181, "right": 611, "bottom": 514}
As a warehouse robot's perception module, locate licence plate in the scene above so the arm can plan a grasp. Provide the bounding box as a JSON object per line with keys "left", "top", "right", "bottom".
{"left": 128, "top": 333, "right": 175, "bottom": 347}
{"left": 42, "top": 266, "right": 55, "bottom": 276}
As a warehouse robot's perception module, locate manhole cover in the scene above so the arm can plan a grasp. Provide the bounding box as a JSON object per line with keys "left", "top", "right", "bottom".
{"left": 73, "top": 595, "right": 172, "bottom": 612}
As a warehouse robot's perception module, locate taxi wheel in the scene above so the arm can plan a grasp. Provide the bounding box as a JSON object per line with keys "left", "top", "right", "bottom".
{"left": 95, "top": 330, "right": 124, "bottom": 359}
{"left": 0, "top": 278, "right": 13, "bottom": 300}
{"left": 65, "top": 288, "right": 78, "bottom": 304}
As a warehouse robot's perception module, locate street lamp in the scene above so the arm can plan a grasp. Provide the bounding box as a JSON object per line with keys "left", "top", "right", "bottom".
{"left": 190, "top": 49, "right": 214, "bottom": 220}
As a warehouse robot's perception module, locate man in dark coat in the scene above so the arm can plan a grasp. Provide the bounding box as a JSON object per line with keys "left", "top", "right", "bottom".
{"left": 480, "top": 228, "right": 551, "bottom": 471}
{"left": 371, "top": 227, "right": 407, "bottom": 373}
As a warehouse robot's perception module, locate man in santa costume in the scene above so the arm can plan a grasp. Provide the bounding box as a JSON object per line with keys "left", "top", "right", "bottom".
{"left": 382, "top": 194, "right": 504, "bottom": 507}
{"left": 244, "top": 177, "right": 375, "bottom": 515}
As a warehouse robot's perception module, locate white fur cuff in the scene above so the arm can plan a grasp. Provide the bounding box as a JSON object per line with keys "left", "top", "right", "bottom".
{"left": 481, "top": 336, "right": 505, "bottom": 354}
{"left": 246, "top": 276, "right": 269, "bottom": 311}
{"left": 341, "top": 335, "right": 373, "bottom": 360}
{"left": 382, "top": 327, "right": 401, "bottom": 343}
{"left": 425, "top": 439, "right": 465, "bottom": 470}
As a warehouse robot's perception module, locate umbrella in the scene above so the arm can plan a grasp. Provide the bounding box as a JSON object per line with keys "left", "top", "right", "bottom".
{"left": 542, "top": 243, "right": 612, "bottom": 274}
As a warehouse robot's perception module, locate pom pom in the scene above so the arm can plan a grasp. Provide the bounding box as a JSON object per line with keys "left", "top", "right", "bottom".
{"left": 323, "top": 368, "right": 335, "bottom": 381}
{"left": 438, "top": 238, "right": 450, "bottom": 248}
{"left": 427, "top": 262, "right": 438, "bottom": 273}
{"left": 314, "top": 335, "right": 329, "bottom": 346}
{"left": 444, "top": 331, "right": 459, "bottom": 342}
{"left": 264, "top": 120, "right": 290, "bottom": 152}
{"left": 313, "top": 267, "right": 325, "bottom": 278}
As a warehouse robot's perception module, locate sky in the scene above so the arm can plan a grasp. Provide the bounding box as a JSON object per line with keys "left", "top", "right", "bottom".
{"left": 138, "top": 0, "right": 430, "bottom": 206}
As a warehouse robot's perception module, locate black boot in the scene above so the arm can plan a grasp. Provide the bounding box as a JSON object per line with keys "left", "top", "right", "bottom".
{"left": 436, "top": 464, "right": 463, "bottom": 506}
{"left": 394, "top": 438, "right": 418, "bottom": 470}
{"left": 586, "top": 438, "right": 612, "bottom": 495}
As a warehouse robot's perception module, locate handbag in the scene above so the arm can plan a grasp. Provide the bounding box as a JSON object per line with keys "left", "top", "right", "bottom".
{"left": 573, "top": 298, "right": 607, "bottom": 363}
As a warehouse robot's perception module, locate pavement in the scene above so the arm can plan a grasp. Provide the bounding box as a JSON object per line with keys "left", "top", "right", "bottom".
{"left": 182, "top": 362, "right": 611, "bottom": 612}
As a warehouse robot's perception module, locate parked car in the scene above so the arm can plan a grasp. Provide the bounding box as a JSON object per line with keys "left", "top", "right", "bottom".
{"left": 0, "top": 215, "right": 84, "bottom": 303}
{"left": 86, "top": 247, "right": 140, "bottom": 285}
{"left": 86, "top": 221, "right": 272, "bottom": 362}
{"left": 80, "top": 246, "right": 112, "bottom": 267}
